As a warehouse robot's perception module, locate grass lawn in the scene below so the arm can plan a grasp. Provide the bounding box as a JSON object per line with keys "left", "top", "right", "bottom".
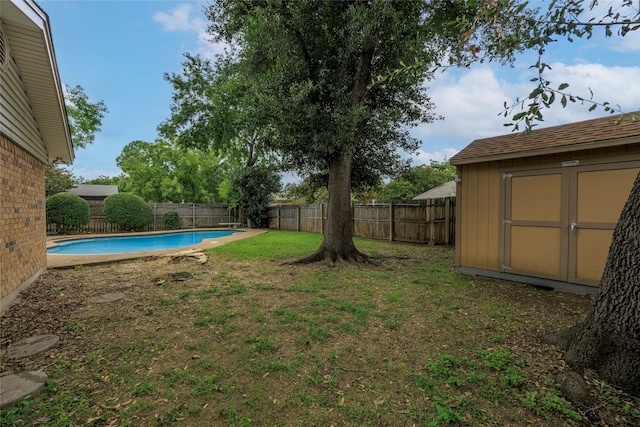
{"left": 1, "top": 231, "right": 638, "bottom": 426}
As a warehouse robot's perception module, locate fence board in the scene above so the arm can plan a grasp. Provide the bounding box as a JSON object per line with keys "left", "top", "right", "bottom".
{"left": 267, "top": 197, "right": 455, "bottom": 245}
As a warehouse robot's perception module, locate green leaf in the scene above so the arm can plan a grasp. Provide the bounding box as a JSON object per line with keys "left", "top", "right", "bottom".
{"left": 558, "top": 83, "right": 569, "bottom": 91}
{"left": 528, "top": 88, "right": 543, "bottom": 99}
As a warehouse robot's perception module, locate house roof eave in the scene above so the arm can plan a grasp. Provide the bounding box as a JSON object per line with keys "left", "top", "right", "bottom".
{"left": 1, "top": 0, "right": 73, "bottom": 164}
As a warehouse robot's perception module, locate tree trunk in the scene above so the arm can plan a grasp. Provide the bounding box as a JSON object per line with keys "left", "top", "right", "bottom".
{"left": 548, "top": 171, "right": 640, "bottom": 396}
{"left": 294, "top": 37, "right": 375, "bottom": 265}
{"left": 296, "top": 152, "right": 368, "bottom": 265}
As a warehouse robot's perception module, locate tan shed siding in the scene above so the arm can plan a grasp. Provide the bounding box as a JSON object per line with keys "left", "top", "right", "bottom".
{"left": 457, "top": 162, "right": 501, "bottom": 270}
{"left": 0, "top": 134, "right": 47, "bottom": 308}
{"left": 486, "top": 162, "right": 501, "bottom": 270}
{"left": 463, "top": 163, "right": 478, "bottom": 267}
{"left": 476, "top": 162, "right": 501, "bottom": 270}
{"left": 475, "top": 163, "right": 490, "bottom": 268}
{"left": 0, "top": 37, "right": 47, "bottom": 163}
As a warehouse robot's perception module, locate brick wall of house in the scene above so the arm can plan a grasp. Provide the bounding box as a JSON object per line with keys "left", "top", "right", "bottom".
{"left": 1, "top": 134, "right": 47, "bottom": 310}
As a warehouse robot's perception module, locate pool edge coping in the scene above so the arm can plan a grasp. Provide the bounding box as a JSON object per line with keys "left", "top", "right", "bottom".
{"left": 46, "top": 228, "right": 268, "bottom": 269}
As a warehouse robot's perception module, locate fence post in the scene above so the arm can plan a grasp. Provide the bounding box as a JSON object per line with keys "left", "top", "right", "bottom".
{"left": 444, "top": 197, "right": 451, "bottom": 245}
{"left": 429, "top": 199, "right": 435, "bottom": 245}
{"left": 389, "top": 201, "right": 394, "bottom": 242}
{"left": 297, "top": 205, "right": 301, "bottom": 232}
{"left": 192, "top": 203, "right": 196, "bottom": 229}
{"left": 277, "top": 206, "right": 281, "bottom": 230}
{"left": 320, "top": 203, "right": 324, "bottom": 234}
{"left": 153, "top": 203, "right": 157, "bottom": 231}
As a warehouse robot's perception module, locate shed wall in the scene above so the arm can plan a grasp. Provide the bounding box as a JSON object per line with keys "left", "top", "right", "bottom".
{"left": 455, "top": 144, "right": 640, "bottom": 291}
{"left": 456, "top": 162, "right": 501, "bottom": 271}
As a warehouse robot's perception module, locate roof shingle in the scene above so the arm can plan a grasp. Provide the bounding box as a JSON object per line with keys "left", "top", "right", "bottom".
{"left": 450, "top": 113, "right": 640, "bottom": 165}
{"left": 413, "top": 181, "right": 456, "bottom": 200}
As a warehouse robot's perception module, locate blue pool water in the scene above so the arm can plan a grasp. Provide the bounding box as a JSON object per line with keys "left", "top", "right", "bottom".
{"left": 47, "top": 230, "right": 241, "bottom": 255}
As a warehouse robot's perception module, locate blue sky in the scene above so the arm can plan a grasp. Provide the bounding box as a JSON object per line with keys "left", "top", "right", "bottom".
{"left": 39, "top": 0, "right": 640, "bottom": 182}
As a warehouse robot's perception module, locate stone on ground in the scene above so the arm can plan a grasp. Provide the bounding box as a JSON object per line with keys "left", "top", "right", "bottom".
{"left": 6, "top": 335, "right": 60, "bottom": 359}
{"left": 0, "top": 371, "right": 47, "bottom": 409}
{"left": 89, "top": 292, "right": 125, "bottom": 303}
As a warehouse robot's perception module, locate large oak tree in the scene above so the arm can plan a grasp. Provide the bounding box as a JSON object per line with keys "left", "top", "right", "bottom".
{"left": 204, "top": 0, "right": 454, "bottom": 263}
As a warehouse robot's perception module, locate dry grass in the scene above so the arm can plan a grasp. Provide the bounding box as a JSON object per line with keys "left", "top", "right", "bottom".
{"left": 1, "top": 231, "right": 638, "bottom": 426}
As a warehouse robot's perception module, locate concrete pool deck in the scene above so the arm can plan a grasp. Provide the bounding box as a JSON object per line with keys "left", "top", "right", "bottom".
{"left": 46, "top": 228, "right": 268, "bottom": 269}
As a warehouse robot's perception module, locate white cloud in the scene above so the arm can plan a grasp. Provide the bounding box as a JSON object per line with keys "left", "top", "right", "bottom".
{"left": 616, "top": 31, "right": 640, "bottom": 52}
{"left": 414, "top": 61, "right": 639, "bottom": 148}
{"left": 153, "top": 3, "right": 227, "bottom": 59}
{"left": 415, "top": 66, "right": 526, "bottom": 141}
{"left": 153, "top": 4, "right": 204, "bottom": 32}
{"left": 545, "top": 62, "right": 640, "bottom": 116}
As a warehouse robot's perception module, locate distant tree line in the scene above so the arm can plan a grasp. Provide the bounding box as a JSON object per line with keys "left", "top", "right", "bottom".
{"left": 281, "top": 160, "right": 455, "bottom": 204}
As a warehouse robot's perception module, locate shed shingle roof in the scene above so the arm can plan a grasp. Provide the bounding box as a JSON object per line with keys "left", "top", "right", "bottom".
{"left": 413, "top": 181, "right": 456, "bottom": 200}
{"left": 450, "top": 113, "right": 640, "bottom": 165}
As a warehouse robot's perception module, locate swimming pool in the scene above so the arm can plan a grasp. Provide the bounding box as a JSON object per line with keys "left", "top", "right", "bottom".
{"left": 47, "top": 230, "right": 242, "bottom": 255}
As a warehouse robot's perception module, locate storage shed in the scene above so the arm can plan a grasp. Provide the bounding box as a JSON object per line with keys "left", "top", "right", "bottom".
{"left": 450, "top": 113, "right": 640, "bottom": 294}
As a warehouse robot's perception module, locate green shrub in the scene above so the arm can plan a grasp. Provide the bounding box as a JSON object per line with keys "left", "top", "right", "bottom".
{"left": 102, "top": 193, "right": 153, "bottom": 231}
{"left": 46, "top": 192, "right": 89, "bottom": 234}
{"left": 163, "top": 211, "right": 180, "bottom": 230}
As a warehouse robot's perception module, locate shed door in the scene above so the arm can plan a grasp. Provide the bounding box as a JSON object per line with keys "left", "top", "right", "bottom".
{"left": 503, "top": 169, "right": 568, "bottom": 281}
{"left": 502, "top": 162, "right": 639, "bottom": 287}
{"left": 569, "top": 165, "right": 639, "bottom": 285}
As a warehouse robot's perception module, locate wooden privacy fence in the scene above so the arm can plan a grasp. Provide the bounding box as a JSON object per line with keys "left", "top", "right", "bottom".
{"left": 267, "top": 197, "right": 455, "bottom": 244}
{"left": 47, "top": 201, "right": 237, "bottom": 235}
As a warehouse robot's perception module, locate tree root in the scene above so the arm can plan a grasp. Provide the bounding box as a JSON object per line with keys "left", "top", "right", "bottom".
{"left": 284, "top": 247, "right": 371, "bottom": 266}
{"left": 555, "top": 370, "right": 595, "bottom": 407}
{"left": 543, "top": 324, "right": 581, "bottom": 350}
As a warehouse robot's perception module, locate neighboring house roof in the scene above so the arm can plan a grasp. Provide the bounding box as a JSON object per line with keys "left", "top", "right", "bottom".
{"left": 69, "top": 184, "right": 118, "bottom": 198}
{"left": 450, "top": 113, "right": 640, "bottom": 165}
{"left": 0, "top": 0, "right": 73, "bottom": 163}
{"left": 413, "top": 180, "right": 456, "bottom": 200}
